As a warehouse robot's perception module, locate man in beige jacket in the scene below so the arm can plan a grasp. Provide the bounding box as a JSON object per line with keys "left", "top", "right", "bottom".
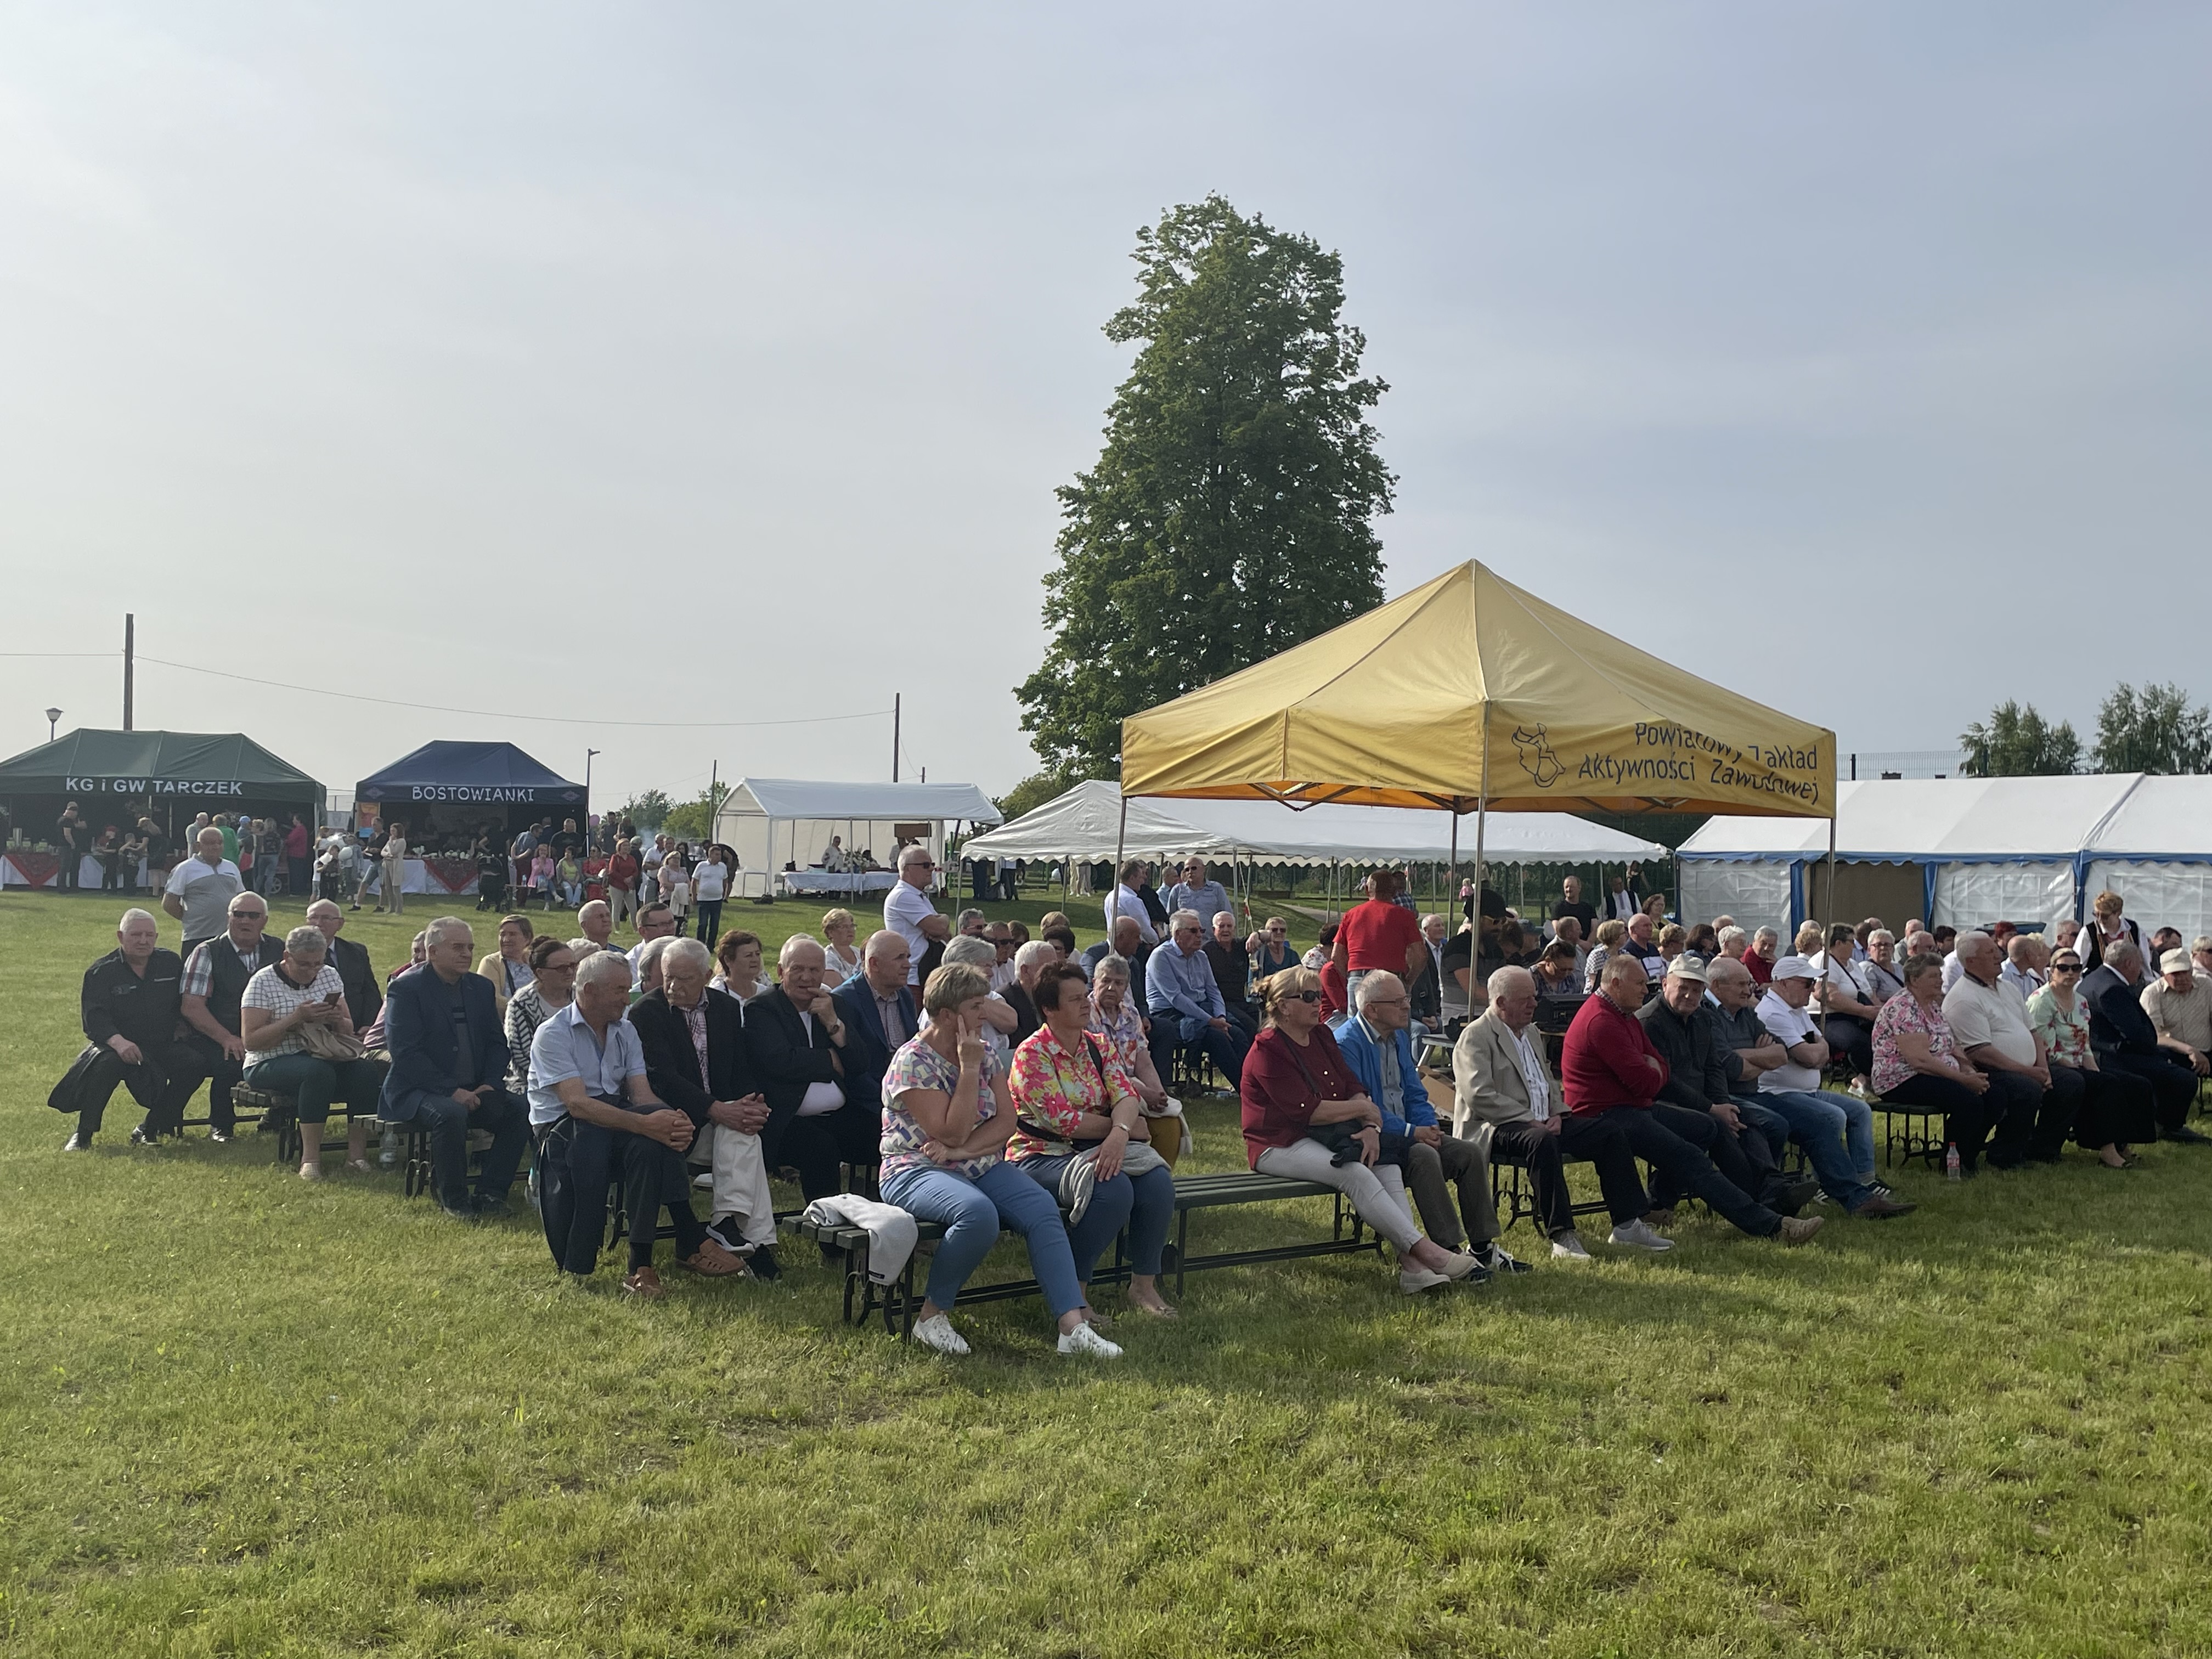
{"left": 1453, "top": 965, "right": 1657, "bottom": 1259}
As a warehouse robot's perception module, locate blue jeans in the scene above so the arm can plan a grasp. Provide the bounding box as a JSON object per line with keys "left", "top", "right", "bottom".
{"left": 242, "top": 1051, "right": 386, "bottom": 1125}
{"left": 1013, "top": 1154, "right": 1173, "bottom": 1280}
{"left": 383, "top": 1085, "right": 529, "bottom": 1212}
{"left": 879, "top": 1159, "right": 1086, "bottom": 1318}
{"left": 1752, "top": 1090, "right": 1877, "bottom": 1211}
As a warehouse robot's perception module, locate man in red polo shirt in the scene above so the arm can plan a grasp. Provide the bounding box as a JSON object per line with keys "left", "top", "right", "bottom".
{"left": 1332, "top": 871, "right": 1425, "bottom": 1011}
{"left": 1561, "top": 953, "right": 1823, "bottom": 1249}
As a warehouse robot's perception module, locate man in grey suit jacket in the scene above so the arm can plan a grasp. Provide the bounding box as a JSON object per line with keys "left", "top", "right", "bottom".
{"left": 1453, "top": 964, "right": 1653, "bottom": 1259}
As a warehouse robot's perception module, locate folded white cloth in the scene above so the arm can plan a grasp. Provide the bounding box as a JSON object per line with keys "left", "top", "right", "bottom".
{"left": 803, "top": 1194, "right": 919, "bottom": 1285}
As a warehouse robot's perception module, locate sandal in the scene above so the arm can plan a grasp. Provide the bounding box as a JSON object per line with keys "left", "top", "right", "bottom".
{"left": 343, "top": 1159, "right": 374, "bottom": 1175}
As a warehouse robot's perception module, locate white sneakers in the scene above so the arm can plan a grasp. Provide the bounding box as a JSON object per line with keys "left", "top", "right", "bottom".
{"left": 912, "top": 1313, "right": 1125, "bottom": 1358}
{"left": 1550, "top": 1231, "right": 1593, "bottom": 1260}
{"left": 1608, "top": 1219, "right": 1675, "bottom": 1252}
{"left": 911, "top": 1314, "right": 970, "bottom": 1356}
{"left": 1057, "top": 1322, "right": 1124, "bottom": 1358}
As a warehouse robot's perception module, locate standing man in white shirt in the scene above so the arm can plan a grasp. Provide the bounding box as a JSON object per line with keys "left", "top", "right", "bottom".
{"left": 883, "top": 843, "right": 950, "bottom": 986}
{"left": 1105, "top": 858, "right": 1159, "bottom": 946}
{"left": 161, "top": 827, "right": 244, "bottom": 959}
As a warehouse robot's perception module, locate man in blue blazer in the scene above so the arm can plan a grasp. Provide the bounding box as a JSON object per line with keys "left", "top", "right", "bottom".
{"left": 379, "top": 915, "right": 529, "bottom": 1217}
{"left": 831, "top": 930, "right": 919, "bottom": 1142}
{"left": 1335, "top": 969, "right": 1517, "bottom": 1276}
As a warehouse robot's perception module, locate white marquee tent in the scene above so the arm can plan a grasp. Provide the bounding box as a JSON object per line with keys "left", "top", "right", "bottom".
{"left": 1678, "top": 775, "right": 2212, "bottom": 937}
{"left": 961, "top": 779, "right": 1668, "bottom": 871}
{"left": 710, "top": 778, "right": 1000, "bottom": 898}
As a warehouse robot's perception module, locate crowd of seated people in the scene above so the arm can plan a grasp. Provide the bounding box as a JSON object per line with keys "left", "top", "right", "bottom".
{"left": 48, "top": 858, "right": 2212, "bottom": 1353}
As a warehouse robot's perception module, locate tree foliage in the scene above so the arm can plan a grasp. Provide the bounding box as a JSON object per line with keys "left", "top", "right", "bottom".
{"left": 662, "top": 783, "right": 730, "bottom": 847}
{"left": 1015, "top": 195, "right": 1395, "bottom": 777}
{"left": 994, "top": 769, "right": 1079, "bottom": 824}
{"left": 612, "top": 789, "right": 672, "bottom": 833}
{"left": 1958, "top": 701, "right": 2082, "bottom": 776}
{"left": 2094, "top": 681, "right": 2212, "bottom": 775}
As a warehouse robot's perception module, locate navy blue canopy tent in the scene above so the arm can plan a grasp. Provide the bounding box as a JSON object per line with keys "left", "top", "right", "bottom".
{"left": 354, "top": 742, "right": 587, "bottom": 847}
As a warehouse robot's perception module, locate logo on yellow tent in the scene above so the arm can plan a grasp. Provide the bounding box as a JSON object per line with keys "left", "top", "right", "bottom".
{"left": 1512, "top": 725, "right": 1563, "bottom": 788}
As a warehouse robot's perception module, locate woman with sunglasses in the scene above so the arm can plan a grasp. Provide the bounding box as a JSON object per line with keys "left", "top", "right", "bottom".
{"left": 2027, "top": 951, "right": 2156, "bottom": 1167}
{"left": 1240, "top": 967, "right": 1483, "bottom": 1295}
{"left": 504, "top": 936, "right": 578, "bottom": 1097}
{"left": 1248, "top": 916, "right": 1299, "bottom": 980}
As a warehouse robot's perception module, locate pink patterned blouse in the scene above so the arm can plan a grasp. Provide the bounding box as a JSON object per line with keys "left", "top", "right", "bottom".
{"left": 1871, "top": 989, "right": 1958, "bottom": 1097}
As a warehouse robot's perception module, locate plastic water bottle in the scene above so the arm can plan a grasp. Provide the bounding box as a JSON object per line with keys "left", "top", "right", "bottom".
{"left": 1945, "top": 1142, "right": 1962, "bottom": 1181}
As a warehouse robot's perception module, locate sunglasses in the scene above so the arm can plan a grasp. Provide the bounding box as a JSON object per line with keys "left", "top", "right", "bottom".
{"left": 1282, "top": 989, "right": 1322, "bottom": 1003}
{"left": 2051, "top": 963, "right": 2082, "bottom": 974}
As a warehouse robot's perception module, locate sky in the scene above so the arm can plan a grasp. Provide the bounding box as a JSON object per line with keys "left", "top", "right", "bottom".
{"left": 2, "top": 2, "right": 2205, "bottom": 810}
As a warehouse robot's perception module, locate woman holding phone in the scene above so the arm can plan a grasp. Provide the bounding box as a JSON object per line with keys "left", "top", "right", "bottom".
{"left": 877, "top": 962, "right": 1118, "bottom": 1359}
{"left": 241, "top": 926, "right": 383, "bottom": 1180}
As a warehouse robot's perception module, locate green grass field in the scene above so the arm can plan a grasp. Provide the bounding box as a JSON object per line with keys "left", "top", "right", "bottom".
{"left": 3, "top": 887, "right": 2210, "bottom": 1657}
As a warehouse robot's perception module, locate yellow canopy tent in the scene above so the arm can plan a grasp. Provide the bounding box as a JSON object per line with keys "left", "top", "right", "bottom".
{"left": 1116, "top": 560, "right": 1837, "bottom": 898}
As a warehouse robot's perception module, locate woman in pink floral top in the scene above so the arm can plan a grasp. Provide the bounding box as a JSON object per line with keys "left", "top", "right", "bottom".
{"left": 1011, "top": 962, "right": 1176, "bottom": 1318}
{"left": 877, "top": 962, "right": 1117, "bottom": 1359}
{"left": 1869, "top": 955, "right": 1996, "bottom": 1171}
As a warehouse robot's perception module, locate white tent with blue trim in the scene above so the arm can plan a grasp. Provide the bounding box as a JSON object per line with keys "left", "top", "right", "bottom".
{"left": 1676, "top": 775, "right": 2212, "bottom": 937}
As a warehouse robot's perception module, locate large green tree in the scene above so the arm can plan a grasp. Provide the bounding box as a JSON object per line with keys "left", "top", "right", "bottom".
{"left": 2094, "top": 681, "right": 2212, "bottom": 774}
{"left": 1016, "top": 196, "right": 1395, "bottom": 777}
{"left": 1958, "top": 700, "right": 2081, "bottom": 776}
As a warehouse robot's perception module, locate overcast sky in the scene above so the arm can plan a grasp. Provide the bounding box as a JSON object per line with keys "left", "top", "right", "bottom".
{"left": 3, "top": 3, "right": 2205, "bottom": 808}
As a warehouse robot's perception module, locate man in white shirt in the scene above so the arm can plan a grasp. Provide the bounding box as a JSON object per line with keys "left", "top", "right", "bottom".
{"left": 1753, "top": 956, "right": 1830, "bottom": 1095}
{"left": 1104, "top": 857, "right": 1159, "bottom": 946}
{"left": 161, "top": 826, "right": 244, "bottom": 957}
{"left": 883, "top": 844, "right": 949, "bottom": 985}
{"left": 1998, "top": 935, "right": 2047, "bottom": 1003}
{"left": 1943, "top": 932, "right": 2062, "bottom": 1168}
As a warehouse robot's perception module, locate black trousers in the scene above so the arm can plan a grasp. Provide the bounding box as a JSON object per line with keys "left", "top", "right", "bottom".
{"left": 70, "top": 1041, "right": 210, "bottom": 1139}
{"left": 1646, "top": 1102, "right": 1774, "bottom": 1210}
{"left": 2056, "top": 1063, "right": 2156, "bottom": 1149}
{"left": 1825, "top": 1015, "right": 1875, "bottom": 1077}
{"left": 693, "top": 900, "right": 723, "bottom": 943}
{"left": 1493, "top": 1116, "right": 1649, "bottom": 1234}
{"left": 2106, "top": 1050, "right": 2200, "bottom": 1133}
{"left": 1583, "top": 1105, "right": 1779, "bottom": 1237}
{"left": 540, "top": 1113, "right": 707, "bottom": 1274}
{"left": 774, "top": 1104, "right": 878, "bottom": 1201}
{"left": 1979, "top": 1069, "right": 2052, "bottom": 1166}
{"left": 58, "top": 846, "right": 80, "bottom": 889}
{"left": 184, "top": 1032, "right": 245, "bottom": 1132}
{"left": 1880, "top": 1071, "right": 1992, "bottom": 1164}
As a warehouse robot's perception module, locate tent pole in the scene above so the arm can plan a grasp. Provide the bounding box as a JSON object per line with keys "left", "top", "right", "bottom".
{"left": 1113, "top": 794, "right": 1127, "bottom": 886}
{"left": 1825, "top": 811, "right": 1838, "bottom": 932}
{"left": 1448, "top": 808, "right": 1459, "bottom": 917}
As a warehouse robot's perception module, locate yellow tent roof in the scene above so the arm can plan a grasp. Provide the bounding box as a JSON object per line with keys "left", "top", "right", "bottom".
{"left": 1119, "top": 561, "right": 1835, "bottom": 819}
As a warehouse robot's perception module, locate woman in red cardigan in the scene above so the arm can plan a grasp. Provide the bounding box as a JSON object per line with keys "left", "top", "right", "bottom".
{"left": 1240, "top": 966, "right": 1485, "bottom": 1295}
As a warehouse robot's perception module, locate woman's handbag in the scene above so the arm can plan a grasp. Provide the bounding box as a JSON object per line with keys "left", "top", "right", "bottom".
{"left": 297, "top": 1020, "right": 369, "bottom": 1063}
{"left": 1282, "top": 1036, "right": 1401, "bottom": 1168}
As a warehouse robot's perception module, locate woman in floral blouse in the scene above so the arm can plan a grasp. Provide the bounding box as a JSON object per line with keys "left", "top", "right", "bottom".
{"left": 1009, "top": 962, "right": 1176, "bottom": 1319}
{"left": 879, "top": 962, "right": 1118, "bottom": 1360}
{"left": 1870, "top": 955, "right": 1994, "bottom": 1172}
{"left": 2026, "top": 946, "right": 2154, "bottom": 1167}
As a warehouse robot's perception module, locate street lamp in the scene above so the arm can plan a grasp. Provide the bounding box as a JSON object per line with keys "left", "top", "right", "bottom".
{"left": 45, "top": 707, "right": 61, "bottom": 741}
{"left": 585, "top": 748, "right": 601, "bottom": 818}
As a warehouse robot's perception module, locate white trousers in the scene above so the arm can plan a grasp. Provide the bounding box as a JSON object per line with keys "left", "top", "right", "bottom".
{"left": 1254, "top": 1138, "right": 1422, "bottom": 1251}
{"left": 702, "top": 1124, "right": 777, "bottom": 1249}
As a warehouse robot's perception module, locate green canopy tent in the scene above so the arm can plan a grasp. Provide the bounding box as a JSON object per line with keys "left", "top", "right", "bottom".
{"left": 0, "top": 728, "right": 322, "bottom": 850}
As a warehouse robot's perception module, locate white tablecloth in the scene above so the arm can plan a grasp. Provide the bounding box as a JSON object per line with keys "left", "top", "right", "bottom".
{"left": 778, "top": 868, "right": 898, "bottom": 896}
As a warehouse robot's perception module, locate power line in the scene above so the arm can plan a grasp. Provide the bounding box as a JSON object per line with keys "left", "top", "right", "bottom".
{"left": 133, "top": 656, "right": 893, "bottom": 730}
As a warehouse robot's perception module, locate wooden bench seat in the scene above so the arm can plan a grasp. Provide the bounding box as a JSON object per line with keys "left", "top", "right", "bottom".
{"left": 797, "top": 1168, "right": 1383, "bottom": 1340}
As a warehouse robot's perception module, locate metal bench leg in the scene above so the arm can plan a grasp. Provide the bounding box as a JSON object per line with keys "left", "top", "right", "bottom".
{"left": 1174, "top": 1207, "right": 1190, "bottom": 1299}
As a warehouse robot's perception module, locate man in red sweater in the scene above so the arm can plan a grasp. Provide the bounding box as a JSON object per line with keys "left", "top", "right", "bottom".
{"left": 1333, "top": 871, "right": 1425, "bottom": 1010}
{"left": 1561, "top": 955, "right": 1823, "bottom": 1248}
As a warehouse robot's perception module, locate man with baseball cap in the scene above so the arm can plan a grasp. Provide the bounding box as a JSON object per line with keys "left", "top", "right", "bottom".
{"left": 1709, "top": 955, "right": 1914, "bottom": 1218}
{"left": 2141, "top": 948, "right": 2212, "bottom": 1075}
{"left": 1638, "top": 955, "right": 1813, "bottom": 1216}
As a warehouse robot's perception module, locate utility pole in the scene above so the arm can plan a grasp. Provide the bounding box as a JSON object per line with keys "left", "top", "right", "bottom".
{"left": 892, "top": 693, "right": 901, "bottom": 782}
{"left": 585, "top": 748, "right": 601, "bottom": 820}
{"left": 708, "top": 759, "right": 718, "bottom": 842}
{"left": 122, "top": 613, "right": 135, "bottom": 731}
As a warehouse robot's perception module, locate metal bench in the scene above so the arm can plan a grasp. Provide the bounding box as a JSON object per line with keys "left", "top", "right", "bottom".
{"left": 797, "top": 1169, "right": 1383, "bottom": 1340}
